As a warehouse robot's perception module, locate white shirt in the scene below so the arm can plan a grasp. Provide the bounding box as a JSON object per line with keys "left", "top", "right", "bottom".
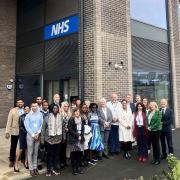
{"left": 161, "top": 107, "right": 166, "bottom": 114}
{"left": 136, "top": 111, "right": 143, "bottom": 126}
{"left": 107, "top": 101, "right": 122, "bottom": 125}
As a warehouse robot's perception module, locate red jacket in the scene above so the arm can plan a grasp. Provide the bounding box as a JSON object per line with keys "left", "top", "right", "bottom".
{"left": 133, "top": 111, "right": 149, "bottom": 138}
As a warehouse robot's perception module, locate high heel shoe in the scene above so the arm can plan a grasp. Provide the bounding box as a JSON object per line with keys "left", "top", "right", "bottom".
{"left": 23, "top": 163, "right": 29, "bottom": 169}
{"left": 14, "top": 166, "right": 20, "bottom": 172}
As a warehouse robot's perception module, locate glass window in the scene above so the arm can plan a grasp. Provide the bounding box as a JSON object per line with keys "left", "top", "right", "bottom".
{"left": 132, "top": 37, "right": 171, "bottom": 106}
{"left": 130, "top": 0, "right": 167, "bottom": 29}
{"left": 16, "top": 75, "right": 42, "bottom": 106}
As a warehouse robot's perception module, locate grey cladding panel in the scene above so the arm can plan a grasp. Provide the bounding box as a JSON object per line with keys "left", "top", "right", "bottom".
{"left": 16, "top": 43, "right": 43, "bottom": 74}
{"left": 44, "top": 34, "right": 79, "bottom": 80}
{"left": 132, "top": 36, "right": 170, "bottom": 72}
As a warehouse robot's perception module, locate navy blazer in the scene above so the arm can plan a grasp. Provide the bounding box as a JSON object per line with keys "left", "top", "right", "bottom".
{"left": 130, "top": 102, "right": 135, "bottom": 113}
{"left": 160, "top": 108, "right": 173, "bottom": 132}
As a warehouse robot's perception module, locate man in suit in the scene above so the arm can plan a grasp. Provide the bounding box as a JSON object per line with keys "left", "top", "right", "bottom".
{"left": 160, "top": 99, "right": 174, "bottom": 159}
{"left": 5, "top": 99, "right": 24, "bottom": 167}
{"left": 99, "top": 98, "right": 113, "bottom": 158}
{"left": 125, "top": 94, "right": 135, "bottom": 113}
{"left": 49, "top": 94, "right": 61, "bottom": 112}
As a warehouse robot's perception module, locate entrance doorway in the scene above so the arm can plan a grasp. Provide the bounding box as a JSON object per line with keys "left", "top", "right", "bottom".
{"left": 44, "top": 79, "right": 78, "bottom": 104}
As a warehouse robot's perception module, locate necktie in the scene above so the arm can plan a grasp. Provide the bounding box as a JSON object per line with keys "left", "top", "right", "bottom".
{"left": 162, "top": 108, "right": 165, "bottom": 115}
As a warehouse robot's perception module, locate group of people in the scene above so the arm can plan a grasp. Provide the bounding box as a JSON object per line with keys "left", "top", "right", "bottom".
{"left": 5, "top": 93, "right": 174, "bottom": 177}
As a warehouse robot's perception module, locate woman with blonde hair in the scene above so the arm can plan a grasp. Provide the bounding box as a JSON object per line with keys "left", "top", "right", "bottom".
{"left": 60, "top": 102, "right": 72, "bottom": 168}
{"left": 147, "top": 101, "right": 162, "bottom": 165}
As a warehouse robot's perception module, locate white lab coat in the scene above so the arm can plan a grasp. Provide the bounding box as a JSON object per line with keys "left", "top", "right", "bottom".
{"left": 118, "top": 108, "right": 134, "bottom": 142}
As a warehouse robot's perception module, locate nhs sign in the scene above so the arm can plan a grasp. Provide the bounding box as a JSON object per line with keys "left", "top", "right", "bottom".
{"left": 44, "top": 15, "right": 78, "bottom": 40}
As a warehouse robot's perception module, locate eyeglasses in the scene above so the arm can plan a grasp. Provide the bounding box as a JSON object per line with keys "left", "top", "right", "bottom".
{"left": 92, "top": 106, "right": 97, "bottom": 108}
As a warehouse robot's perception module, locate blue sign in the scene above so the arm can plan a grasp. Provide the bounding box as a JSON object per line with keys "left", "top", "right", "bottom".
{"left": 44, "top": 15, "right": 78, "bottom": 40}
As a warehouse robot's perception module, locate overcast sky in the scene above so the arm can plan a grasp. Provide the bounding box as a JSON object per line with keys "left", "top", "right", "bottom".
{"left": 130, "top": 0, "right": 167, "bottom": 29}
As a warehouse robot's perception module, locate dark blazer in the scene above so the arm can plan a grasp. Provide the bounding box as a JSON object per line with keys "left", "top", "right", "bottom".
{"left": 68, "top": 117, "right": 85, "bottom": 144}
{"left": 98, "top": 107, "right": 113, "bottom": 131}
{"left": 130, "top": 102, "right": 135, "bottom": 113}
{"left": 19, "top": 114, "right": 27, "bottom": 135}
{"left": 160, "top": 108, "right": 173, "bottom": 132}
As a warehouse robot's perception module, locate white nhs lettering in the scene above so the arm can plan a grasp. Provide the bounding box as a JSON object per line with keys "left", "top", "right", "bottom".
{"left": 51, "top": 19, "right": 70, "bottom": 36}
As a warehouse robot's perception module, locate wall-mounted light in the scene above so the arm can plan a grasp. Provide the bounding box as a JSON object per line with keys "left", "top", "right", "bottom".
{"left": 108, "top": 61, "right": 124, "bottom": 69}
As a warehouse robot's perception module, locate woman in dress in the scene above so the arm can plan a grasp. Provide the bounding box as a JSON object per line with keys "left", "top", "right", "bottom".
{"left": 60, "top": 101, "right": 71, "bottom": 168}
{"left": 118, "top": 100, "right": 133, "bottom": 159}
{"left": 41, "top": 104, "right": 63, "bottom": 176}
{"left": 133, "top": 102, "right": 148, "bottom": 162}
{"left": 68, "top": 108, "right": 85, "bottom": 175}
{"left": 88, "top": 103, "right": 104, "bottom": 163}
{"left": 147, "top": 102, "right": 162, "bottom": 165}
{"left": 14, "top": 106, "right": 30, "bottom": 172}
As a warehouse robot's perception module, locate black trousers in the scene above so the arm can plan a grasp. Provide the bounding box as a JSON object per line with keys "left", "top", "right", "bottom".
{"left": 59, "top": 141, "right": 67, "bottom": 165}
{"left": 9, "top": 135, "right": 19, "bottom": 162}
{"left": 150, "top": 131, "right": 161, "bottom": 161}
{"left": 122, "top": 141, "right": 132, "bottom": 153}
{"left": 70, "top": 151, "right": 81, "bottom": 170}
{"left": 45, "top": 142, "right": 60, "bottom": 171}
{"left": 137, "top": 127, "right": 148, "bottom": 157}
{"left": 160, "top": 131, "right": 174, "bottom": 155}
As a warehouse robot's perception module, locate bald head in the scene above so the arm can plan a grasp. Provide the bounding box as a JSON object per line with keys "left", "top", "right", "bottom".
{"left": 160, "top": 99, "right": 168, "bottom": 108}
{"left": 111, "top": 93, "right": 118, "bottom": 103}
{"left": 53, "top": 94, "right": 60, "bottom": 104}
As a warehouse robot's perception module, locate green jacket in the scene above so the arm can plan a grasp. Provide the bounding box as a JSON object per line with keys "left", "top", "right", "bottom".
{"left": 147, "top": 111, "right": 162, "bottom": 131}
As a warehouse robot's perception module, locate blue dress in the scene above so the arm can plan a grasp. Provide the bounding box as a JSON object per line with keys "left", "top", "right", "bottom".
{"left": 89, "top": 112, "right": 104, "bottom": 151}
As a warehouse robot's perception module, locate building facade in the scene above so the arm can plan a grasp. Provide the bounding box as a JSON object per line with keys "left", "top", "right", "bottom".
{"left": 0, "top": 0, "right": 179, "bottom": 128}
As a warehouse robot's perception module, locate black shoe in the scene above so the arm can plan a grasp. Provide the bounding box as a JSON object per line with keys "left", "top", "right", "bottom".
{"left": 72, "top": 169, "right": 78, "bottom": 175}
{"left": 14, "top": 166, "right": 20, "bottom": 172}
{"left": 151, "top": 160, "right": 156, "bottom": 164}
{"left": 127, "top": 152, "right": 131, "bottom": 159}
{"left": 161, "top": 154, "right": 167, "bottom": 159}
{"left": 102, "top": 153, "right": 109, "bottom": 159}
{"left": 154, "top": 161, "right": 160, "bottom": 165}
{"left": 123, "top": 153, "right": 129, "bottom": 159}
{"left": 9, "top": 161, "right": 14, "bottom": 167}
{"left": 77, "top": 168, "right": 84, "bottom": 174}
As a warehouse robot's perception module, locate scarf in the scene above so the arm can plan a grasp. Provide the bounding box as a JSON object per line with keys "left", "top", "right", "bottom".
{"left": 48, "top": 113, "right": 62, "bottom": 136}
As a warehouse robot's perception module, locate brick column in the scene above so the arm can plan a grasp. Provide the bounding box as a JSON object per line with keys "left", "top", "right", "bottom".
{"left": 167, "top": 0, "right": 180, "bottom": 128}
{"left": 83, "top": 0, "right": 132, "bottom": 102}
{"left": 0, "top": 0, "right": 16, "bottom": 128}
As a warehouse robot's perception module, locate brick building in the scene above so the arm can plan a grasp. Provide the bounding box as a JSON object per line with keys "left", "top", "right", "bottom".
{"left": 0, "top": 0, "right": 179, "bottom": 128}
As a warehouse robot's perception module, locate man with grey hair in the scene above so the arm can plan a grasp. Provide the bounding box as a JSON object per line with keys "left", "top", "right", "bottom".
{"left": 99, "top": 98, "right": 113, "bottom": 159}
{"left": 107, "top": 93, "right": 122, "bottom": 155}
{"left": 160, "top": 98, "right": 174, "bottom": 159}
{"left": 49, "top": 94, "right": 61, "bottom": 112}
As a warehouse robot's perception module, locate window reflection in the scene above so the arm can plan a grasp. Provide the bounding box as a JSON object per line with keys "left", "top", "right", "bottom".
{"left": 133, "top": 72, "right": 170, "bottom": 105}
{"left": 130, "top": 0, "right": 167, "bottom": 29}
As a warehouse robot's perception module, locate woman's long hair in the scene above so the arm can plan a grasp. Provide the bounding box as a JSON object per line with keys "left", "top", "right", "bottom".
{"left": 135, "top": 102, "right": 146, "bottom": 113}
{"left": 61, "top": 101, "right": 71, "bottom": 117}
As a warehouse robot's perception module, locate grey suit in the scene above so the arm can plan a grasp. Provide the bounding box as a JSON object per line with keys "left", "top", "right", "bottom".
{"left": 98, "top": 107, "right": 113, "bottom": 156}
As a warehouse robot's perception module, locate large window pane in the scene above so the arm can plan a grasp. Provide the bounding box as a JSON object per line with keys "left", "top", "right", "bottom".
{"left": 130, "top": 0, "right": 167, "bottom": 29}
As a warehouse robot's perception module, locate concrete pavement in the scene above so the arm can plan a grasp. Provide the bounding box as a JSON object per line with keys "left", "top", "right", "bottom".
{"left": 0, "top": 128, "right": 180, "bottom": 180}
{"left": 0, "top": 129, "right": 45, "bottom": 180}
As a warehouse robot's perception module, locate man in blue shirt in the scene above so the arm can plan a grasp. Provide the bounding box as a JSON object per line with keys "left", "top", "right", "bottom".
{"left": 24, "top": 102, "right": 43, "bottom": 177}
